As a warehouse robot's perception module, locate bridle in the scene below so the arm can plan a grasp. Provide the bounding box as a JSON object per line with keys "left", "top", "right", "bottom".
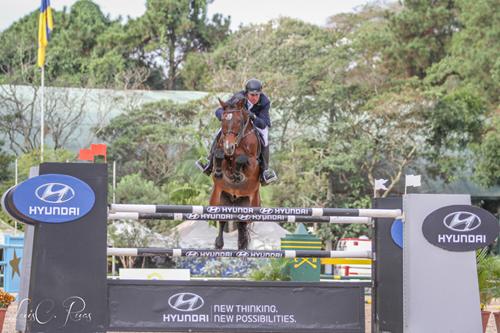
{"left": 221, "top": 107, "right": 254, "bottom": 147}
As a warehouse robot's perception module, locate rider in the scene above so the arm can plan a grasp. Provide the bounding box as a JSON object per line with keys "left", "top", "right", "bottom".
{"left": 196, "top": 79, "right": 277, "bottom": 186}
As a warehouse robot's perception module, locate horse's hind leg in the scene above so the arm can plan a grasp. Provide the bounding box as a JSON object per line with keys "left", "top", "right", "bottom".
{"left": 237, "top": 222, "right": 251, "bottom": 250}
{"left": 215, "top": 221, "right": 226, "bottom": 249}
{"left": 213, "top": 149, "right": 224, "bottom": 180}
{"left": 233, "top": 154, "right": 248, "bottom": 183}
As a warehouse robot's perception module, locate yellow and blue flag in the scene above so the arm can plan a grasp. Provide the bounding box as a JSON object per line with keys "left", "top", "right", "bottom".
{"left": 38, "top": 0, "right": 53, "bottom": 67}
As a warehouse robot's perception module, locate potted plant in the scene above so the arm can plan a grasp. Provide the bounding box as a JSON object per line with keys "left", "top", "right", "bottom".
{"left": 0, "top": 290, "right": 16, "bottom": 332}
{"left": 477, "top": 248, "right": 500, "bottom": 333}
{"left": 494, "top": 307, "right": 500, "bottom": 333}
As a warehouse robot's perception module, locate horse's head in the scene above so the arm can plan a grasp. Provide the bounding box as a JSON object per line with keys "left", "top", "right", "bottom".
{"left": 219, "top": 93, "right": 249, "bottom": 156}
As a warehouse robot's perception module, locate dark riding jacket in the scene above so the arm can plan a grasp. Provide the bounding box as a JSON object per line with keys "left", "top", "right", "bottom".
{"left": 216, "top": 91, "right": 271, "bottom": 129}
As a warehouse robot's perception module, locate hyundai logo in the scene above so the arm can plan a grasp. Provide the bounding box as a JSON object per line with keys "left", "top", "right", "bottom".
{"left": 207, "top": 207, "right": 220, "bottom": 213}
{"left": 35, "top": 183, "right": 75, "bottom": 204}
{"left": 260, "top": 208, "right": 273, "bottom": 214}
{"left": 185, "top": 251, "right": 199, "bottom": 257}
{"left": 238, "top": 214, "right": 251, "bottom": 220}
{"left": 444, "top": 211, "right": 481, "bottom": 232}
{"left": 186, "top": 214, "right": 199, "bottom": 219}
{"left": 168, "top": 293, "right": 204, "bottom": 312}
{"left": 236, "top": 251, "right": 249, "bottom": 257}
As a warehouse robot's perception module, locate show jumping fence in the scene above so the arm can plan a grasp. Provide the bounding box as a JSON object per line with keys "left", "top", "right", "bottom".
{"left": 7, "top": 163, "right": 485, "bottom": 333}
{"left": 107, "top": 212, "right": 373, "bottom": 224}
{"left": 108, "top": 203, "right": 401, "bottom": 218}
{"left": 107, "top": 248, "right": 372, "bottom": 259}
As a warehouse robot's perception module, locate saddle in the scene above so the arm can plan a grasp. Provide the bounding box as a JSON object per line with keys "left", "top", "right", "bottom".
{"left": 253, "top": 128, "right": 263, "bottom": 160}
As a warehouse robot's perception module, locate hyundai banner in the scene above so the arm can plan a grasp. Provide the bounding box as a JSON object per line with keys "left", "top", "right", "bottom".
{"left": 422, "top": 204, "right": 500, "bottom": 251}
{"left": 108, "top": 280, "right": 368, "bottom": 332}
{"left": 11, "top": 174, "right": 95, "bottom": 223}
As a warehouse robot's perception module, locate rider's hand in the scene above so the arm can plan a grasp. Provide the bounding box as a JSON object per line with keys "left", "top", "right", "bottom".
{"left": 247, "top": 111, "right": 256, "bottom": 120}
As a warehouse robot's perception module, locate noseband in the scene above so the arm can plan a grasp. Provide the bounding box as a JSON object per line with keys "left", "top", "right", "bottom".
{"left": 221, "top": 108, "right": 253, "bottom": 147}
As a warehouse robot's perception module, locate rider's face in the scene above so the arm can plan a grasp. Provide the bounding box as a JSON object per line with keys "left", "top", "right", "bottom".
{"left": 247, "top": 93, "right": 260, "bottom": 105}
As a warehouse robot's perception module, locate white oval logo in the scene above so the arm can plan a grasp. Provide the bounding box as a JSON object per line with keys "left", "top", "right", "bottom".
{"left": 207, "top": 207, "right": 220, "bottom": 213}
{"left": 35, "top": 183, "right": 75, "bottom": 203}
{"left": 236, "top": 251, "right": 249, "bottom": 257}
{"left": 168, "top": 293, "right": 204, "bottom": 311}
{"left": 186, "top": 213, "right": 199, "bottom": 219}
{"left": 185, "top": 251, "right": 199, "bottom": 257}
{"left": 443, "top": 211, "right": 481, "bottom": 232}
{"left": 260, "top": 208, "right": 273, "bottom": 214}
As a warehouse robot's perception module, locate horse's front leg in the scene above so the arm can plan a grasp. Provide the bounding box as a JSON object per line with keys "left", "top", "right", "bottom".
{"left": 232, "top": 154, "right": 248, "bottom": 183}
{"left": 213, "top": 149, "right": 224, "bottom": 180}
{"left": 214, "top": 221, "right": 226, "bottom": 249}
{"left": 237, "top": 222, "right": 251, "bottom": 250}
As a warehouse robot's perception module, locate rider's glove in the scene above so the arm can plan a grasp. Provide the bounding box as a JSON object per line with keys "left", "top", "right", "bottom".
{"left": 247, "top": 111, "right": 256, "bottom": 120}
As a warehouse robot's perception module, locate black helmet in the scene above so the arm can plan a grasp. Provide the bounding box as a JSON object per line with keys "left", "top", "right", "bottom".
{"left": 245, "top": 79, "right": 262, "bottom": 95}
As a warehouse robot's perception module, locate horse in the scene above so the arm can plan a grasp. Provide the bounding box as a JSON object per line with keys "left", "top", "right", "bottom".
{"left": 210, "top": 93, "right": 261, "bottom": 250}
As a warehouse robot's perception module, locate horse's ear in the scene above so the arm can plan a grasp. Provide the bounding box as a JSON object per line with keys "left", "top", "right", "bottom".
{"left": 218, "top": 98, "right": 226, "bottom": 108}
{"left": 236, "top": 97, "right": 246, "bottom": 109}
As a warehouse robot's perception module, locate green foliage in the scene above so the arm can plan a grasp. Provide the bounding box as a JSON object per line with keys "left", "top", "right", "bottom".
{"left": 108, "top": 220, "right": 155, "bottom": 268}
{"left": 0, "top": 0, "right": 229, "bottom": 89}
{"left": 384, "top": 0, "right": 458, "bottom": 79}
{"left": 113, "top": 172, "right": 169, "bottom": 205}
{"left": 98, "top": 98, "right": 209, "bottom": 186}
{"left": 476, "top": 247, "right": 500, "bottom": 306}
{"left": 113, "top": 172, "right": 175, "bottom": 234}
{"left": 247, "top": 258, "right": 292, "bottom": 281}
{"left": 450, "top": 0, "right": 500, "bottom": 105}
{"left": 0, "top": 141, "right": 14, "bottom": 183}
{"left": 16, "top": 147, "right": 75, "bottom": 182}
{"left": 118, "top": 0, "right": 230, "bottom": 89}
{"left": 470, "top": 114, "right": 500, "bottom": 188}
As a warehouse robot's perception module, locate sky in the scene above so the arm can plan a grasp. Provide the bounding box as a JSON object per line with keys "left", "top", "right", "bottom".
{"left": 1, "top": 0, "right": 371, "bottom": 32}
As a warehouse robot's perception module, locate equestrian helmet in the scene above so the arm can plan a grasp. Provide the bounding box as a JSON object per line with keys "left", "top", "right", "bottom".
{"left": 245, "top": 79, "right": 262, "bottom": 95}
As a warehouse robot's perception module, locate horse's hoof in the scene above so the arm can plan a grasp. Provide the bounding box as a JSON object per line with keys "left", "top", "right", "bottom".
{"left": 214, "top": 239, "right": 224, "bottom": 249}
{"left": 214, "top": 172, "right": 223, "bottom": 180}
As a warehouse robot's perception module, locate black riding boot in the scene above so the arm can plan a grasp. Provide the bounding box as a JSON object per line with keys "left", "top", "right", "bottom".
{"left": 196, "top": 133, "right": 220, "bottom": 176}
{"left": 260, "top": 145, "right": 277, "bottom": 186}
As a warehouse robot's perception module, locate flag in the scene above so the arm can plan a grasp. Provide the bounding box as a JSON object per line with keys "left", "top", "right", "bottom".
{"left": 405, "top": 174, "right": 421, "bottom": 187}
{"left": 38, "top": 0, "right": 53, "bottom": 67}
{"left": 78, "top": 149, "right": 93, "bottom": 162}
{"left": 375, "top": 179, "right": 388, "bottom": 191}
{"left": 91, "top": 144, "right": 107, "bottom": 162}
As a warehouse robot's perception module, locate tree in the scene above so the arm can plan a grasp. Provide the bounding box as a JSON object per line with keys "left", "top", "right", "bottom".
{"left": 0, "top": 141, "right": 14, "bottom": 183}
{"left": 383, "top": 0, "right": 459, "bottom": 79}
{"left": 97, "top": 98, "right": 213, "bottom": 186}
{"left": 447, "top": 0, "right": 500, "bottom": 105}
{"left": 118, "top": 0, "right": 230, "bottom": 90}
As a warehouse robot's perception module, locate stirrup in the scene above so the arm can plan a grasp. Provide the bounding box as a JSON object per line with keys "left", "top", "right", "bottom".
{"left": 195, "top": 157, "right": 212, "bottom": 176}
{"left": 261, "top": 168, "right": 277, "bottom": 186}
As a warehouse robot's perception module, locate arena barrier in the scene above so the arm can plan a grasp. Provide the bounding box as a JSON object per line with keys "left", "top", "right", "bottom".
{"left": 108, "top": 212, "right": 373, "bottom": 224}
{"left": 107, "top": 248, "right": 372, "bottom": 259}
{"left": 109, "top": 203, "right": 401, "bottom": 218}
{"left": 4, "top": 163, "right": 493, "bottom": 333}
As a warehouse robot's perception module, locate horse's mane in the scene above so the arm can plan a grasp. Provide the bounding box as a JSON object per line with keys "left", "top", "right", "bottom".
{"left": 226, "top": 92, "right": 246, "bottom": 108}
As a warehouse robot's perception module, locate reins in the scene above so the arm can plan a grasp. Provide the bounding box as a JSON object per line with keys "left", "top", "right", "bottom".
{"left": 221, "top": 108, "right": 254, "bottom": 147}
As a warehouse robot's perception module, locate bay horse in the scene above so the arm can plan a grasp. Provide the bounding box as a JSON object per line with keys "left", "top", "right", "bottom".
{"left": 210, "top": 92, "right": 261, "bottom": 250}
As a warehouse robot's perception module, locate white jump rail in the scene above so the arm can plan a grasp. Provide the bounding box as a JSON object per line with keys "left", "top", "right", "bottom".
{"left": 107, "top": 248, "right": 372, "bottom": 259}
{"left": 109, "top": 203, "right": 401, "bottom": 218}
{"left": 107, "top": 212, "right": 373, "bottom": 224}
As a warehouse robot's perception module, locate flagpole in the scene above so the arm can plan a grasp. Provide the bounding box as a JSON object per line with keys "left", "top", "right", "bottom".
{"left": 41, "top": 65, "right": 44, "bottom": 162}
